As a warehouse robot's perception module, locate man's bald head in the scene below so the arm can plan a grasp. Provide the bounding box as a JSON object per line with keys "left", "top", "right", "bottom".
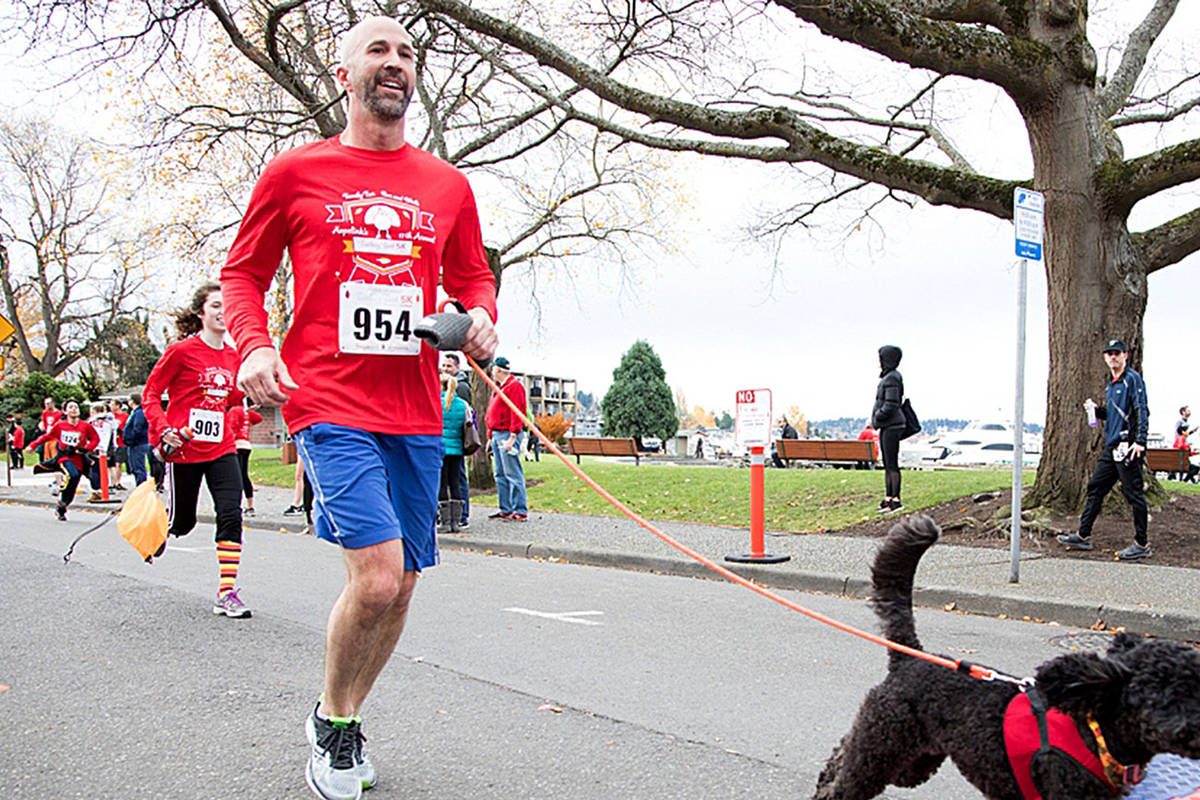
{"left": 340, "top": 15, "right": 411, "bottom": 69}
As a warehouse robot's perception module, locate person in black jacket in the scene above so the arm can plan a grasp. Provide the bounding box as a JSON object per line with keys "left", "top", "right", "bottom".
{"left": 123, "top": 393, "right": 151, "bottom": 486}
{"left": 871, "top": 345, "right": 906, "bottom": 513}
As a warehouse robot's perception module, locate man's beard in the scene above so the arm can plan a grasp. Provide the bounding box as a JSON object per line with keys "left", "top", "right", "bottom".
{"left": 360, "top": 70, "right": 413, "bottom": 121}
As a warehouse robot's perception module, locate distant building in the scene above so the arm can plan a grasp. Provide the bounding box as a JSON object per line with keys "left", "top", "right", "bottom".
{"left": 508, "top": 372, "right": 578, "bottom": 420}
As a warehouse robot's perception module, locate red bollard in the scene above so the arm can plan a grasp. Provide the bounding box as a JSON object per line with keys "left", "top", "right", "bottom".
{"left": 92, "top": 453, "right": 121, "bottom": 504}
{"left": 726, "top": 446, "right": 790, "bottom": 564}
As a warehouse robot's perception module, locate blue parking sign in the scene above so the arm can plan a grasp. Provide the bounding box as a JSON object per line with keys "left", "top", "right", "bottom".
{"left": 1014, "top": 188, "right": 1044, "bottom": 261}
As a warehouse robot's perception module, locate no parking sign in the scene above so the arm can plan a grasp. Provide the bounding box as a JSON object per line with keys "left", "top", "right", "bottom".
{"left": 735, "top": 388, "right": 772, "bottom": 449}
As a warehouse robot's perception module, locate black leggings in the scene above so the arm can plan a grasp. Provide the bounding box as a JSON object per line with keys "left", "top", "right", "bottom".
{"left": 165, "top": 452, "right": 244, "bottom": 543}
{"left": 236, "top": 448, "right": 254, "bottom": 500}
{"left": 880, "top": 425, "right": 903, "bottom": 499}
{"left": 440, "top": 455, "right": 465, "bottom": 501}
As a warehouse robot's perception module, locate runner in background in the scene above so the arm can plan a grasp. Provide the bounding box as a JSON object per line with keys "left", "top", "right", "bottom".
{"left": 143, "top": 281, "right": 250, "bottom": 618}
{"left": 26, "top": 400, "right": 99, "bottom": 521}
{"left": 228, "top": 400, "right": 264, "bottom": 517}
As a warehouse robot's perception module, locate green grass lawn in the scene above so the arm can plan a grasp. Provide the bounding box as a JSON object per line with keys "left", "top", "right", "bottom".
{"left": 247, "top": 448, "right": 295, "bottom": 488}
{"left": 250, "top": 445, "right": 1196, "bottom": 532}
{"left": 1161, "top": 479, "right": 1200, "bottom": 496}
{"left": 482, "top": 457, "right": 1033, "bottom": 532}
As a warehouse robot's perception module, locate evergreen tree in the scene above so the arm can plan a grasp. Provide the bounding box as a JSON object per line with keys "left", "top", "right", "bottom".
{"left": 601, "top": 341, "right": 678, "bottom": 445}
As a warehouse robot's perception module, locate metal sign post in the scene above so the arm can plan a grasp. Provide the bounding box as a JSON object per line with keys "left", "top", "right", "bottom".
{"left": 727, "top": 388, "right": 789, "bottom": 565}
{"left": 1010, "top": 188, "right": 1044, "bottom": 583}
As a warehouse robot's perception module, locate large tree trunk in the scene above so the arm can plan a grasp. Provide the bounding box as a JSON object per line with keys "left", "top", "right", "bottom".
{"left": 469, "top": 369, "right": 496, "bottom": 492}
{"left": 1022, "top": 39, "right": 1148, "bottom": 513}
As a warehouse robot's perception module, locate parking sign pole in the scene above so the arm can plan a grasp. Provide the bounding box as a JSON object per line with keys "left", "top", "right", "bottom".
{"left": 1010, "top": 258, "right": 1027, "bottom": 583}
{"left": 1010, "top": 187, "right": 1043, "bottom": 583}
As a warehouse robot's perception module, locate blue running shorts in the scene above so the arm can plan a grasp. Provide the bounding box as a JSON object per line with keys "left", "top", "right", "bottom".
{"left": 294, "top": 423, "right": 442, "bottom": 570}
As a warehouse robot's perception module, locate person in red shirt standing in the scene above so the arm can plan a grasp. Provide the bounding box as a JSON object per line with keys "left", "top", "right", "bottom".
{"left": 109, "top": 398, "right": 130, "bottom": 490}
{"left": 27, "top": 400, "right": 99, "bottom": 521}
{"left": 7, "top": 413, "right": 26, "bottom": 469}
{"left": 38, "top": 396, "right": 64, "bottom": 492}
{"left": 143, "top": 281, "right": 250, "bottom": 619}
{"left": 222, "top": 16, "right": 497, "bottom": 800}
{"left": 227, "top": 400, "right": 264, "bottom": 517}
{"left": 485, "top": 356, "right": 528, "bottom": 521}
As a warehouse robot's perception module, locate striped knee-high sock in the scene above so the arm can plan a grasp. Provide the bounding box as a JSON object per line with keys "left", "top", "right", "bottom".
{"left": 216, "top": 541, "right": 242, "bottom": 596}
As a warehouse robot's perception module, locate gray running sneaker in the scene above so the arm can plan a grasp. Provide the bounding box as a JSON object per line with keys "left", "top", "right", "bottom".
{"left": 1116, "top": 542, "right": 1152, "bottom": 561}
{"left": 306, "top": 710, "right": 365, "bottom": 800}
{"left": 212, "top": 588, "right": 252, "bottom": 618}
{"left": 1057, "top": 532, "right": 1094, "bottom": 550}
{"left": 306, "top": 702, "right": 376, "bottom": 790}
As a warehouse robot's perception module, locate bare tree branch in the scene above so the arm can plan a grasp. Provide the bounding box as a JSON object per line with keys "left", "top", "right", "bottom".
{"left": 1098, "top": 0, "right": 1181, "bottom": 118}
{"left": 418, "top": 0, "right": 1014, "bottom": 217}
{"left": 1112, "top": 94, "right": 1200, "bottom": 127}
{"left": 1134, "top": 207, "right": 1200, "bottom": 275}
{"left": 1104, "top": 137, "right": 1200, "bottom": 211}
{"left": 894, "top": 0, "right": 1018, "bottom": 34}
{"left": 768, "top": 0, "right": 1049, "bottom": 99}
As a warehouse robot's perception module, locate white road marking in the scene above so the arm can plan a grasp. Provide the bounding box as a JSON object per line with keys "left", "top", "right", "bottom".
{"left": 503, "top": 607, "right": 604, "bottom": 626}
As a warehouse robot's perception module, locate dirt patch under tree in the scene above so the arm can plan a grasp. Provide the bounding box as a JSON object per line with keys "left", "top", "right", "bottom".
{"left": 835, "top": 489, "right": 1200, "bottom": 569}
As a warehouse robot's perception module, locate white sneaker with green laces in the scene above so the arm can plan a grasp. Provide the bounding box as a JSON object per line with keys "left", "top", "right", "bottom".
{"left": 306, "top": 710, "right": 364, "bottom": 800}
{"left": 306, "top": 703, "right": 376, "bottom": 792}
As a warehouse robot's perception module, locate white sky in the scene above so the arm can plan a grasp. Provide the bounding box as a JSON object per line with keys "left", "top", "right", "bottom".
{"left": 2, "top": 2, "right": 1196, "bottom": 436}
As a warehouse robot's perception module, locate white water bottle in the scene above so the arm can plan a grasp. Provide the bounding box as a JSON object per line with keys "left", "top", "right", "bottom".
{"left": 1084, "top": 399, "right": 1097, "bottom": 427}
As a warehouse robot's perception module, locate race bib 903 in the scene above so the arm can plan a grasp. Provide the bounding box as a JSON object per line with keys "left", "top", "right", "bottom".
{"left": 188, "top": 408, "right": 225, "bottom": 443}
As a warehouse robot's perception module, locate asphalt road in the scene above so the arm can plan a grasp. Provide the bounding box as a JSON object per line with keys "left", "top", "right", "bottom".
{"left": 0, "top": 504, "right": 1099, "bottom": 799}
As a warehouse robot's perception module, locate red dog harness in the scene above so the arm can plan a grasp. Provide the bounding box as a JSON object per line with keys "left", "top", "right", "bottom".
{"left": 1004, "top": 687, "right": 1142, "bottom": 799}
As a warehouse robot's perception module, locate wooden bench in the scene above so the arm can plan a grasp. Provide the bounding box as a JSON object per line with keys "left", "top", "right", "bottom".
{"left": 1145, "top": 447, "right": 1190, "bottom": 474}
{"left": 564, "top": 436, "right": 640, "bottom": 465}
{"left": 776, "top": 438, "right": 878, "bottom": 469}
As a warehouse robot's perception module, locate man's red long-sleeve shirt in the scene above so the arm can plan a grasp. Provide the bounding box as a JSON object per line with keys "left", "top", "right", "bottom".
{"left": 221, "top": 136, "right": 497, "bottom": 436}
{"left": 486, "top": 377, "right": 527, "bottom": 434}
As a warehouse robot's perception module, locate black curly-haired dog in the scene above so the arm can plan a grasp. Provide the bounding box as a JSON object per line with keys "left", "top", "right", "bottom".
{"left": 814, "top": 515, "right": 1200, "bottom": 800}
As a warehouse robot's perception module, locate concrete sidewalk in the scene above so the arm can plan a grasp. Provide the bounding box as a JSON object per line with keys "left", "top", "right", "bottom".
{"left": 4, "top": 469, "right": 1197, "bottom": 641}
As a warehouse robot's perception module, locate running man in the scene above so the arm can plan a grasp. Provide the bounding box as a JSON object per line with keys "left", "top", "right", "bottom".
{"left": 143, "top": 281, "right": 250, "bottom": 617}
{"left": 27, "top": 400, "right": 99, "bottom": 521}
{"left": 221, "top": 15, "right": 497, "bottom": 800}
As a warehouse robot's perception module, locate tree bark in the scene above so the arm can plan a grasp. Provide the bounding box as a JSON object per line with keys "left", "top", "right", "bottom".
{"left": 468, "top": 369, "right": 496, "bottom": 492}
{"left": 1021, "top": 17, "right": 1148, "bottom": 513}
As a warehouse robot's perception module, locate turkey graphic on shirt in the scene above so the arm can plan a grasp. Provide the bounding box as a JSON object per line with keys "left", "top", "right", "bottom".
{"left": 200, "top": 366, "right": 235, "bottom": 410}
{"left": 325, "top": 191, "right": 437, "bottom": 285}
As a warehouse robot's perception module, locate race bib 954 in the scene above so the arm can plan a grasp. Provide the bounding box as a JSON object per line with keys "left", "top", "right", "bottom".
{"left": 338, "top": 282, "right": 422, "bottom": 356}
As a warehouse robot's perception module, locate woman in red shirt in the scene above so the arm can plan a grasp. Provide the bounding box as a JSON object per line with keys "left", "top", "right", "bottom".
{"left": 27, "top": 400, "right": 99, "bottom": 521}
{"left": 143, "top": 281, "right": 250, "bottom": 618}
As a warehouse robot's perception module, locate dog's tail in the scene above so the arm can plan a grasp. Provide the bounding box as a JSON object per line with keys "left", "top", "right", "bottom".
{"left": 869, "top": 515, "right": 941, "bottom": 671}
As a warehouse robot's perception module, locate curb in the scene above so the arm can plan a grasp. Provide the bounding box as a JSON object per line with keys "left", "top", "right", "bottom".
{"left": 8, "top": 495, "right": 1198, "bottom": 642}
